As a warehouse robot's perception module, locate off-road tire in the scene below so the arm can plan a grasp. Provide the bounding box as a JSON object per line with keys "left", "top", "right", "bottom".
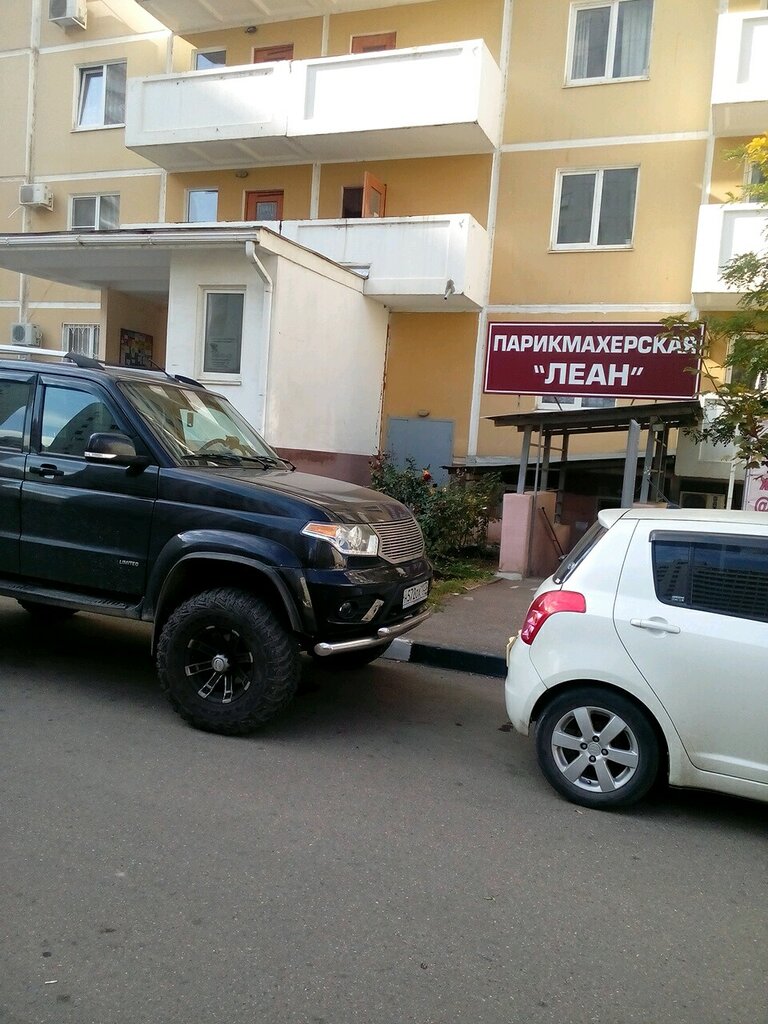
{"left": 157, "top": 587, "right": 300, "bottom": 736}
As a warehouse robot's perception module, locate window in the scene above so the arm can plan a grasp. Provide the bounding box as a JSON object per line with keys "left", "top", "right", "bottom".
{"left": 653, "top": 534, "right": 768, "bottom": 622}
{"left": 62, "top": 323, "right": 100, "bottom": 359}
{"left": 252, "top": 44, "right": 294, "bottom": 63}
{"left": 187, "top": 189, "right": 218, "bottom": 223}
{"left": 76, "top": 62, "right": 126, "bottom": 127}
{"left": 726, "top": 337, "right": 768, "bottom": 390}
{"left": 568, "top": 0, "right": 652, "bottom": 83}
{"left": 41, "top": 386, "right": 124, "bottom": 458}
{"left": 538, "top": 395, "right": 616, "bottom": 410}
{"left": 195, "top": 49, "right": 226, "bottom": 70}
{"left": 202, "top": 291, "right": 244, "bottom": 376}
{"left": 71, "top": 194, "right": 120, "bottom": 231}
{"left": 0, "top": 379, "right": 31, "bottom": 451}
{"left": 553, "top": 167, "right": 638, "bottom": 249}
{"left": 351, "top": 32, "right": 397, "bottom": 53}
{"left": 245, "top": 190, "right": 284, "bottom": 220}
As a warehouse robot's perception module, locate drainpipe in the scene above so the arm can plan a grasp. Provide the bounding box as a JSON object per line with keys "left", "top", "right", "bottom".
{"left": 245, "top": 239, "right": 273, "bottom": 435}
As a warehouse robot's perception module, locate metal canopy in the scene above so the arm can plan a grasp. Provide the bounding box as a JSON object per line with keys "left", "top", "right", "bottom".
{"left": 488, "top": 400, "right": 703, "bottom": 513}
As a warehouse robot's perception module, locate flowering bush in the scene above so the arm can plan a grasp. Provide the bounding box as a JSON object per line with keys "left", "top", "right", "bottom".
{"left": 369, "top": 453, "right": 501, "bottom": 565}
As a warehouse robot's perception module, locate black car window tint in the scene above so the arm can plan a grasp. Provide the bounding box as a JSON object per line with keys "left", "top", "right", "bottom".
{"left": 42, "top": 386, "right": 124, "bottom": 457}
{"left": 0, "top": 379, "right": 31, "bottom": 450}
{"left": 690, "top": 539, "right": 768, "bottom": 622}
{"left": 652, "top": 540, "right": 691, "bottom": 604}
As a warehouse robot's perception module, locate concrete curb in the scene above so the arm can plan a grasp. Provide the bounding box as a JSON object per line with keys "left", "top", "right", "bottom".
{"left": 383, "top": 637, "right": 506, "bottom": 679}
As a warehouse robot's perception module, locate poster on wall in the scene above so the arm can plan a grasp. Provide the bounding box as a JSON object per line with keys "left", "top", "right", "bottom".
{"left": 120, "top": 328, "right": 154, "bottom": 369}
{"left": 484, "top": 322, "right": 703, "bottom": 401}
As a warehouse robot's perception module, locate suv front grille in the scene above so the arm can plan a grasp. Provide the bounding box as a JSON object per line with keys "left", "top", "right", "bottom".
{"left": 373, "top": 518, "right": 425, "bottom": 563}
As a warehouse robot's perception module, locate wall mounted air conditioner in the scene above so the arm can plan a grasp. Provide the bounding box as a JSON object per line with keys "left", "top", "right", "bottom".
{"left": 679, "top": 490, "right": 726, "bottom": 510}
{"left": 48, "top": 0, "right": 87, "bottom": 29}
{"left": 10, "top": 323, "right": 43, "bottom": 347}
{"left": 19, "top": 183, "right": 53, "bottom": 210}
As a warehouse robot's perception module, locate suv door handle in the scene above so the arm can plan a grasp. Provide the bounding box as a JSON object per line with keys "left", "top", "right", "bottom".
{"left": 630, "top": 617, "right": 681, "bottom": 634}
{"left": 28, "top": 463, "right": 64, "bottom": 479}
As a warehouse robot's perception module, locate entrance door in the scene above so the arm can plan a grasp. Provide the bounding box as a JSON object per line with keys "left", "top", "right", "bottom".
{"left": 21, "top": 377, "right": 157, "bottom": 597}
{"left": 386, "top": 417, "right": 454, "bottom": 485}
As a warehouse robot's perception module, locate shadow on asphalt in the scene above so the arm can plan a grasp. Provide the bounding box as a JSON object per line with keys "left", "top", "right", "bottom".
{"left": 1, "top": 602, "right": 765, "bottom": 835}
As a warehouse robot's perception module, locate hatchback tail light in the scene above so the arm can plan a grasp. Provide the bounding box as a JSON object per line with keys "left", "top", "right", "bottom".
{"left": 519, "top": 590, "right": 586, "bottom": 645}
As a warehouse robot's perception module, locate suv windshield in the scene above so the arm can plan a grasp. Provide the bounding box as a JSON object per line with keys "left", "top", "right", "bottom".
{"left": 120, "top": 380, "right": 283, "bottom": 465}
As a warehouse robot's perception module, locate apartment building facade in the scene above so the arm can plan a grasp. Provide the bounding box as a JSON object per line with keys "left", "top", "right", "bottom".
{"left": 1, "top": 0, "right": 766, "bottom": 528}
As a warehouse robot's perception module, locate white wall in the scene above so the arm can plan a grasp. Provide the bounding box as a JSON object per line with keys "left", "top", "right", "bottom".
{"left": 267, "top": 257, "right": 389, "bottom": 456}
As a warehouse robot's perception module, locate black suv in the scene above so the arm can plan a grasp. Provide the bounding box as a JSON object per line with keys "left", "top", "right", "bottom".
{"left": 0, "top": 355, "right": 431, "bottom": 734}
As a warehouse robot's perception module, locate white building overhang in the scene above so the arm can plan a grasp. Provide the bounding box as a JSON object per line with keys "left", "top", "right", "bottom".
{"left": 135, "top": 0, "right": 438, "bottom": 33}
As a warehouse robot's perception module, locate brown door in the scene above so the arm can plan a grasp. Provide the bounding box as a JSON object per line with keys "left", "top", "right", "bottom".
{"left": 362, "top": 172, "right": 387, "bottom": 218}
{"left": 252, "top": 43, "right": 294, "bottom": 63}
{"left": 245, "top": 190, "right": 284, "bottom": 220}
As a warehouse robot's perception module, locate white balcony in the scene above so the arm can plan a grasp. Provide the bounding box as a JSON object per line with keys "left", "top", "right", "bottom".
{"left": 279, "top": 214, "right": 489, "bottom": 311}
{"left": 711, "top": 11, "right": 768, "bottom": 137}
{"left": 692, "top": 203, "right": 768, "bottom": 310}
{"left": 136, "top": 0, "right": 437, "bottom": 33}
{"left": 125, "top": 40, "right": 502, "bottom": 170}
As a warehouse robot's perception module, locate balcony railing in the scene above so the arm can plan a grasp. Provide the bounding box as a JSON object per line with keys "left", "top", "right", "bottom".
{"left": 278, "top": 214, "right": 489, "bottom": 311}
{"left": 125, "top": 40, "right": 502, "bottom": 170}
{"left": 691, "top": 203, "right": 768, "bottom": 309}
{"left": 711, "top": 11, "right": 768, "bottom": 137}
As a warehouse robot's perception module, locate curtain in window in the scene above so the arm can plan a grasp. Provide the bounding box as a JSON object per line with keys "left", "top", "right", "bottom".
{"left": 99, "top": 195, "right": 120, "bottom": 229}
{"left": 597, "top": 168, "right": 638, "bottom": 245}
{"left": 571, "top": 6, "right": 610, "bottom": 79}
{"left": 104, "top": 62, "right": 126, "bottom": 124}
{"left": 557, "top": 173, "right": 596, "bottom": 245}
{"left": 613, "top": 0, "right": 652, "bottom": 77}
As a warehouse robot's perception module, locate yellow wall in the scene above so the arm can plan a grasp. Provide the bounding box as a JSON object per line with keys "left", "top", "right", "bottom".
{"left": 507, "top": 0, "right": 719, "bottom": 143}
{"left": 491, "top": 141, "right": 708, "bottom": 306}
{"left": 183, "top": 19, "right": 323, "bottom": 65}
{"left": 0, "top": 55, "right": 30, "bottom": 178}
{"left": 166, "top": 166, "right": 314, "bottom": 222}
{"left": 381, "top": 312, "right": 478, "bottom": 458}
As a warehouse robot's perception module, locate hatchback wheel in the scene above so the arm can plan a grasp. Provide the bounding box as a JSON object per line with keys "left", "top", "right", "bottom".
{"left": 535, "top": 687, "right": 660, "bottom": 809}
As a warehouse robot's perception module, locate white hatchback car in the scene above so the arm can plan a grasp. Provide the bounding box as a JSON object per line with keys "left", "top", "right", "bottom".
{"left": 505, "top": 507, "right": 768, "bottom": 810}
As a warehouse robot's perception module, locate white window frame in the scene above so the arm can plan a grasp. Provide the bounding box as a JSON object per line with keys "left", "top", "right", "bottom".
{"left": 186, "top": 189, "right": 219, "bottom": 223}
{"left": 70, "top": 193, "right": 120, "bottom": 231}
{"left": 551, "top": 166, "right": 639, "bottom": 251}
{"left": 198, "top": 287, "right": 245, "bottom": 383}
{"left": 75, "top": 61, "right": 127, "bottom": 129}
{"left": 565, "top": 0, "right": 653, "bottom": 87}
{"left": 61, "top": 323, "right": 100, "bottom": 359}
{"left": 194, "top": 48, "right": 226, "bottom": 71}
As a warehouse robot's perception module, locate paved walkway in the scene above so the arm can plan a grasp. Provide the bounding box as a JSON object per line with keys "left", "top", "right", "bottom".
{"left": 384, "top": 575, "right": 544, "bottom": 678}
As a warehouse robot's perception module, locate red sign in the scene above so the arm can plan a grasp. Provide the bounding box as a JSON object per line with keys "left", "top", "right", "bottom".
{"left": 484, "top": 322, "right": 702, "bottom": 400}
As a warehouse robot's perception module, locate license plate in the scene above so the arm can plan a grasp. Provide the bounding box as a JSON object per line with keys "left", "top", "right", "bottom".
{"left": 403, "top": 580, "right": 429, "bottom": 609}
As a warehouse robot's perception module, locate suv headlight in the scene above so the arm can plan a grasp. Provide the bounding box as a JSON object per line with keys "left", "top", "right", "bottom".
{"left": 302, "top": 522, "right": 379, "bottom": 558}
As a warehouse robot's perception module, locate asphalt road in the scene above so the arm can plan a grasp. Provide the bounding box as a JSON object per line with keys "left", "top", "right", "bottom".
{"left": 1, "top": 600, "right": 766, "bottom": 1024}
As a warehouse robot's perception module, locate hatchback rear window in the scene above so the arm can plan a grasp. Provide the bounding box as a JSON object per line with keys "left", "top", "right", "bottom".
{"left": 553, "top": 520, "right": 607, "bottom": 584}
{"left": 653, "top": 533, "right": 768, "bottom": 622}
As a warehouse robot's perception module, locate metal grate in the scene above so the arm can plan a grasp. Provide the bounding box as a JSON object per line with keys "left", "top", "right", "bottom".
{"left": 373, "top": 517, "right": 425, "bottom": 564}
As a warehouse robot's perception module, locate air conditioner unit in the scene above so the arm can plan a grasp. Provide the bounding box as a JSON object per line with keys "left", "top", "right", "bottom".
{"left": 10, "top": 323, "right": 43, "bottom": 347}
{"left": 679, "top": 490, "right": 726, "bottom": 510}
{"left": 19, "top": 183, "right": 54, "bottom": 210}
{"left": 48, "top": 0, "right": 87, "bottom": 28}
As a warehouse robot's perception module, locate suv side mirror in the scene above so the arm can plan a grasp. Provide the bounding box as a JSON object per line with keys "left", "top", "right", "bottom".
{"left": 85, "top": 432, "right": 149, "bottom": 469}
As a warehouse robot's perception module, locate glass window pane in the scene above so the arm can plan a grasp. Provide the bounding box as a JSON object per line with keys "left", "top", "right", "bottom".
{"left": 203, "top": 293, "right": 244, "bottom": 374}
{"left": 597, "top": 168, "right": 638, "bottom": 245}
{"left": 255, "top": 201, "right": 279, "bottom": 220}
{"left": 104, "top": 62, "right": 126, "bottom": 124}
{"left": 581, "top": 396, "right": 616, "bottom": 408}
{"left": 0, "top": 380, "right": 31, "bottom": 451}
{"left": 42, "top": 388, "right": 123, "bottom": 457}
{"left": 188, "top": 190, "right": 219, "bottom": 222}
{"left": 653, "top": 540, "right": 691, "bottom": 604}
{"left": 98, "top": 195, "right": 120, "bottom": 229}
{"left": 72, "top": 196, "right": 97, "bottom": 230}
{"left": 613, "top": 0, "right": 653, "bottom": 78}
{"left": 78, "top": 67, "right": 104, "bottom": 126}
{"left": 557, "top": 173, "right": 595, "bottom": 244}
{"left": 571, "top": 6, "right": 610, "bottom": 79}
{"left": 690, "top": 540, "right": 768, "bottom": 621}
{"left": 195, "top": 50, "right": 226, "bottom": 70}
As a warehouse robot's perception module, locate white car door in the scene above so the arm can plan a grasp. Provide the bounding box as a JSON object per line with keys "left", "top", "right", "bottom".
{"left": 613, "top": 521, "right": 768, "bottom": 785}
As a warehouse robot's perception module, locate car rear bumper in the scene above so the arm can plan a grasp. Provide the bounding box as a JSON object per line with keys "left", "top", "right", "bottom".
{"left": 504, "top": 634, "right": 547, "bottom": 736}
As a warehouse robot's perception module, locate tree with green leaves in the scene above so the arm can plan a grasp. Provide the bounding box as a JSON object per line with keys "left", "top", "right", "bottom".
{"left": 663, "top": 133, "right": 768, "bottom": 470}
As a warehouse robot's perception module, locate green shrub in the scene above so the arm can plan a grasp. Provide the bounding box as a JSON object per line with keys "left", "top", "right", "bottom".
{"left": 369, "top": 454, "right": 501, "bottom": 567}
